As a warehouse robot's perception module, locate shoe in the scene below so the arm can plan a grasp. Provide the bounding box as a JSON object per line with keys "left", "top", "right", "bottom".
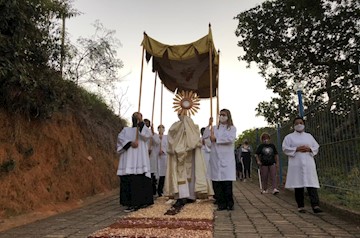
{"left": 217, "top": 206, "right": 227, "bottom": 211}
{"left": 261, "top": 190, "right": 268, "bottom": 194}
{"left": 272, "top": 188, "right": 279, "bottom": 195}
{"left": 140, "top": 204, "right": 152, "bottom": 209}
{"left": 298, "top": 207, "right": 306, "bottom": 213}
{"left": 186, "top": 198, "right": 195, "bottom": 204}
{"left": 313, "top": 206, "right": 323, "bottom": 213}
{"left": 227, "top": 206, "right": 234, "bottom": 211}
{"left": 124, "top": 206, "right": 137, "bottom": 213}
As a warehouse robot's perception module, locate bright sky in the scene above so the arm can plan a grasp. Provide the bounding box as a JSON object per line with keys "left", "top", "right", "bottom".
{"left": 67, "top": 0, "right": 274, "bottom": 136}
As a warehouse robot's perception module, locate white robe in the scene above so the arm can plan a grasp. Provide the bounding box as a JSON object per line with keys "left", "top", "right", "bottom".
{"left": 152, "top": 134, "right": 168, "bottom": 177}
{"left": 204, "top": 124, "right": 237, "bottom": 181}
{"left": 164, "top": 116, "right": 213, "bottom": 199}
{"left": 201, "top": 137, "right": 212, "bottom": 179}
{"left": 282, "top": 131, "right": 320, "bottom": 188}
{"left": 116, "top": 126, "right": 152, "bottom": 178}
{"left": 148, "top": 138, "right": 158, "bottom": 177}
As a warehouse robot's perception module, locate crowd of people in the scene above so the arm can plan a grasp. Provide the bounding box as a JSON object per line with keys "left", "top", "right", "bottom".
{"left": 116, "top": 110, "right": 322, "bottom": 214}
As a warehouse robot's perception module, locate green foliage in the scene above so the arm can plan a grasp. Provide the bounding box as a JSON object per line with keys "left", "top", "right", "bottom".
{"left": 234, "top": 0, "right": 360, "bottom": 125}
{"left": 235, "top": 127, "right": 276, "bottom": 150}
{"left": 0, "top": 0, "right": 77, "bottom": 118}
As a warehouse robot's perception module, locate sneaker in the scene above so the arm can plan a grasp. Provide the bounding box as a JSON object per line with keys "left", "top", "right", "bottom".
{"left": 124, "top": 206, "right": 137, "bottom": 213}
{"left": 261, "top": 190, "right": 268, "bottom": 194}
{"left": 272, "top": 188, "right": 280, "bottom": 195}
{"left": 313, "top": 206, "right": 323, "bottom": 213}
{"left": 298, "top": 207, "right": 306, "bottom": 213}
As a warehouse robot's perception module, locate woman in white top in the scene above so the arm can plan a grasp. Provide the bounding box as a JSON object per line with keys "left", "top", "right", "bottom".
{"left": 204, "top": 109, "right": 237, "bottom": 211}
{"left": 282, "top": 116, "right": 322, "bottom": 213}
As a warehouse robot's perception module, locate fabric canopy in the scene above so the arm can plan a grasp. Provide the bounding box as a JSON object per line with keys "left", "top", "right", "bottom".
{"left": 141, "top": 29, "right": 219, "bottom": 98}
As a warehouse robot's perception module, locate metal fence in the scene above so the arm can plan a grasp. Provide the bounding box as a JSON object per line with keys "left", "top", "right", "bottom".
{"left": 271, "top": 92, "right": 360, "bottom": 210}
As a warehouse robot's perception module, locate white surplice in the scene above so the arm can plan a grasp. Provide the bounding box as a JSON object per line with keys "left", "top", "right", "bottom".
{"left": 152, "top": 134, "right": 168, "bottom": 177}
{"left": 116, "top": 126, "right": 152, "bottom": 178}
{"left": 282, "top": 131, "right": 320, "bottom": 188}
{"left": 204, "top": 124, "right": 237, "bottom": 181}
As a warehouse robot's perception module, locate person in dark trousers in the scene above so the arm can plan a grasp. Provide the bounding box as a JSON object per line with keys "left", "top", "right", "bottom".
{"left": 240, "top": 139, "right": 252, "bottom": 181}
{"left": 204, "top": 109, "right": 237, "bottom": 211}
{"left": 144, "top": 119, "right": 158, "bottom": 197}
{"left": 116, "top": 112, "right": 154, "bottom": 212}
{"left": 282, "top": 116, "right": 322, "bottom": 213}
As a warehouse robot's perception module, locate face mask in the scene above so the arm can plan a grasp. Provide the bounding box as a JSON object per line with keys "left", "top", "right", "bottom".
{"left": 294, "top": 124, "right": 305, "bottom": 132}
{"left": 219, "top": 115, "right": 228, "bottom": 123}
{"left": 263, "top": 139, "right": 269, "bottom": 143}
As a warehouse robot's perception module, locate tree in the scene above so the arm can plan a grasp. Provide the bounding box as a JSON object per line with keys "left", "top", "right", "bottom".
{"left": 64, "top": 20, "right": 124, "bottom": 88}
{"left": 63, "top": 20, "right": 128, "bottom": 115}
{"left": 0, "top": 0, "right": 77, "bottom": 117}
{"left": 234, "top": 0, "right": 360, "bottom": 125}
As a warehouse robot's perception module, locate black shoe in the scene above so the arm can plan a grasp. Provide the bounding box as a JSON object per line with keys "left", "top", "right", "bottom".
{"left": 227, "top": 206, "right": 234, "bottom": 211}
{"left": 313, "top": 207, "right": 323, "bottom": 213}
{"left": 217, "top": 206, "right": 227, "bottom": 211}
{"left": 124, "top": 206, "right": 138, "bottom": 213}
{"left": 186, "top": 198, "right": 195, "bottom": 204}
{"left": 173, "top": 199, "right": 186, "bottom": 208}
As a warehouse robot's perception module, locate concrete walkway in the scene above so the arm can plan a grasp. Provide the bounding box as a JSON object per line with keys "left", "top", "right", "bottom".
{"left": 0, "top": 179, "right": 359, "bottom": 238}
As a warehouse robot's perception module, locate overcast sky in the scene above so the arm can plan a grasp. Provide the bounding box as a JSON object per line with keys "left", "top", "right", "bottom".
{"left": 67, "top": 0, "right": 274, "bottom": 135}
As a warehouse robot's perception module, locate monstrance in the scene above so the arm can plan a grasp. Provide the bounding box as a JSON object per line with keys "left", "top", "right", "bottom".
{"left": 173, "top": 90, "right": 200, "bottom": 116}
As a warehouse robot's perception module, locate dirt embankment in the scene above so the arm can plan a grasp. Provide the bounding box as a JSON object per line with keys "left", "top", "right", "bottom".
{"left": 0, "top": 108, "right": 124, "bottom": 223}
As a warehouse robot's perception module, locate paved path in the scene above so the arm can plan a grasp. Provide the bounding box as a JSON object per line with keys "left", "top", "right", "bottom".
{"left": 0, "top": 179, "right": 359, "bottom": 238}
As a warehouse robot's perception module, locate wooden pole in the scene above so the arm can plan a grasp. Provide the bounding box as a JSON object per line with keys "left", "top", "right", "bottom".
{"left": 138, "top": 46, "right": 145, "bottom": 112}
{"left": 160, "top": 82, "right": 164, "bottom": 126}
{"left": 209, "top": 24, "right": 213, "bottom": 132}
{"left": 137, "top": 46, "right": 145, "bottom": 141}
{"left": 216, "top": 49, "right": 220, "bottom": 124}
{"left": 151, "top": 71, "right": 158, "bottom": 125}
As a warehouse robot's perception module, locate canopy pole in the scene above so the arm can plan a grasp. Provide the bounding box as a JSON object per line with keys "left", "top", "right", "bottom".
{"left": 209, "top": 25, "right": 214, "bottom": 132}
{"left": 138, "top": 46, "right": 145, "bottom": 112}
{"left": 137, "top": 46, "right": 145, "bottom": 141}
{"left": 151, "top": 71, "right": 158, "bottom": 126}
{"left": 216, "top": 49, "right": 220, "bottom": 124}
{"left": 160, "top": 82, "right": 164, "bottom": 126}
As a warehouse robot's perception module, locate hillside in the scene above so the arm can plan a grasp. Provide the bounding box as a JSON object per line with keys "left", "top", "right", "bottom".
{"left": 0, "top": 106, "right": 124, "bottom": 222}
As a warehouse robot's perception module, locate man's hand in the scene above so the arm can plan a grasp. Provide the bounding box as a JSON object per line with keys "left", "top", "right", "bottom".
{"left": 131, "top": 141, "right": 138, "bottom": 148}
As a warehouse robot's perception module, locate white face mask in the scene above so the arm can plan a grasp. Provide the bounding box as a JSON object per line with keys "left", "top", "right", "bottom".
{"left": 294, "top": 124, "right": 305, "bottom": 132}
{"left": 219, "top": 115, "right": 228, "bottom": 123}
{"left": 263, "top": 139, "right": 269, "bottom": 144}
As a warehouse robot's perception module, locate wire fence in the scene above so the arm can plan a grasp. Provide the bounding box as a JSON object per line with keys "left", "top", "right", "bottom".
{"left": 267, "top": 92, "right": 360, "bottom": 210}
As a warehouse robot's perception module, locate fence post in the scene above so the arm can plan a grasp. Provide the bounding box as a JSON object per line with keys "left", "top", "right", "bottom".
{"left": 276, "top": 124, "right": 283, "bottom": 187}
